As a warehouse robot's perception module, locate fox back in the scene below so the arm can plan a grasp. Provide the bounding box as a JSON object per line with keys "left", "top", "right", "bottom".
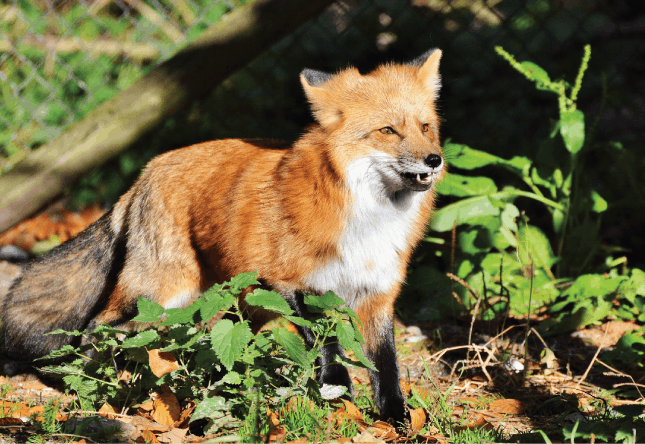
{"left": 2, "top": 49, "right": 445, "bottom": 425}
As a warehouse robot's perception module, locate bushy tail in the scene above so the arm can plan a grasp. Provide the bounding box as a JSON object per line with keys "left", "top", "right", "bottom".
{"left": 1, "top": 210, "right": 124, "bottom": 360}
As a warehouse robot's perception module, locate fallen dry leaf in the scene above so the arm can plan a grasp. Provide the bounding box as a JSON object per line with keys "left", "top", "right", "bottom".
{"left": 365, "top": 420, "right": 399, "bottom": 441}
{"left": 352, "top": 430, "right": 385, "bottom": 443}
{"left": 98, "top": 402, "right": 118, "bottom": 419}
{"left": 489, "top": 398, "right": 524, "bottom": 415}
{"left": 173, "top": 401, "right": 196, "bottom": 429}
{"left": 267, "top": 408, "right": 280, "bottom": 426}
{"left": 410, "top": 407, "right": 427, "bottom": 432}
{"left": 149, "top": 349, "right": 180, "bottom": 378}
{"left": 284, "top": 396, "right": 316, "bottom": 415}
{"left": 268, "top": 425, "right": 287, "bottom": 442}
{"left": 454, "top": 413, "right": 492, "bottom": 432}
{"left": 158, "top": 427, "right": 188, "bottom": 443}
{"left": 123, "top": 415, "right": 170, "bottom": 433}
{"left": 0, "top": 417, "right": 23, "bottom": 426}
{"left": 416, "top": 433, "right": 448, "bottom": 443}
{"left": 136, "top": 429, "right": 160, "bottom": 443}
{"left": 335, "top": 399, "right": 364, "bottom": 424}
{"left": 151, "top": 386, "right": 181, "bottom": 426}
{"left": 400, "top": 378, "right": 411, "bottom": 395}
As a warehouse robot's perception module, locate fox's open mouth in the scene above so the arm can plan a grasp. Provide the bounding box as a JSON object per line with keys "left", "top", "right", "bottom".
{"left": 399, "top": 171, "right": 434, "bottom": 191}
{"left": 402, "top": 171, "right": 432, "bottom": 184}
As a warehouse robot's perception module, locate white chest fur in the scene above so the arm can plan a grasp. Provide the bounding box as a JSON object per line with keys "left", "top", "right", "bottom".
{"left": 304, "top": 154, "right": 425, "bottom": 309}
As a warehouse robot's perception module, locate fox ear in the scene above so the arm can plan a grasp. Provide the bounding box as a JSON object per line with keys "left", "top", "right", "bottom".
{"left": 409, "top": 48, "right": 442, "bottom": 96}
{"left": 300, "top": 68, "right": 342, "bottom": 128}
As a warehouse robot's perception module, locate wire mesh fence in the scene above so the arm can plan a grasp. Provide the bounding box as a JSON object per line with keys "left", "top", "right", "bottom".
{"left": 1, "top": 0, "right": 643, "bottom": 175}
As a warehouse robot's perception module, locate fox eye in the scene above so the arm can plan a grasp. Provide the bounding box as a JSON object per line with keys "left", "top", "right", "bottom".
{"left": 422, "top": 123, "right": 430, "bottom": 132}
{"left": 379, "top": 127, "right": 395, "bottom": 134}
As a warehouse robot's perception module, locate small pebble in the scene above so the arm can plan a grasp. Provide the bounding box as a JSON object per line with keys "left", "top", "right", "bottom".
{"left": 0, "top": 245, "right": 30, "bottom": 263}
{"left": 505, "top": 359, "right": 524, "bottom": 373}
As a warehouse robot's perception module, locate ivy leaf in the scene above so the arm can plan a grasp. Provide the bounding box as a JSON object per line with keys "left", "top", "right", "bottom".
{"left": 211, "top": 320, "right": 253, "bottom": 371}
{"left": 273, "top": 327, "right": 310, "bottom": 370}
{"left": 245, "top": 289, "right": 293, "bottom": 315}
{"left": 560, "top": 109, "right": 585, "bottom": 154}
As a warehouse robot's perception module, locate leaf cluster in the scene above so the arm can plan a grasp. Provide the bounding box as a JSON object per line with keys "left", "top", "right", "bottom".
{"left": 405, "top": 47, "right": 645, "bottom": 349}
{"left": 40, "top": 272, "right": 370, "bottom": 438}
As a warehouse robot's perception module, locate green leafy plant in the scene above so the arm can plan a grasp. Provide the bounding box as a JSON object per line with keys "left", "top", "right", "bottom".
{"left": 40, "top": 272, "right": 373, "bottom": 439}
{"left": 404, "top": 45, "right": 645, "bottom": 338}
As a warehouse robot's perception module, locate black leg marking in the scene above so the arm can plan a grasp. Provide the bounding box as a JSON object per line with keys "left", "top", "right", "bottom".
{"left": 367, "top": 322, "right": 409, "bottom": 425}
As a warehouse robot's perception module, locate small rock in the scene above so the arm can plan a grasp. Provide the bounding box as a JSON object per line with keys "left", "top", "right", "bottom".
{"left": 406, "top": 325, "right": 423, "bottom": 336}
{"left": 0, "top": 245, "right": 30, "bottom": 263}
{"left": 67, "top": 416, "right": 138, "bottom": 441}
{"left": 504, "top": 359, "right": 524, "bottom": 373}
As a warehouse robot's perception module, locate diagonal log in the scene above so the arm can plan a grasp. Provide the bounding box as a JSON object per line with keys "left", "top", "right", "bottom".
{"left": 0, "top": 0, "right": 334, "bottom": 233}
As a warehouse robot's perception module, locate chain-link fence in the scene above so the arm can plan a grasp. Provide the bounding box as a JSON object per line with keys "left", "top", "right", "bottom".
{"left": 2, "top": 0, "right": 643, "bottom": 173}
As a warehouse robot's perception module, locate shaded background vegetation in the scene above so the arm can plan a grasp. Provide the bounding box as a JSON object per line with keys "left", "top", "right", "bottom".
{"left": 2, "top": 0, "right": 644, "bottom": 313}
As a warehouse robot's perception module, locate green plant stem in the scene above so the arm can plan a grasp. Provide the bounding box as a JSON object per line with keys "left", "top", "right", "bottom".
{"left": 494, "top": 190, "right": 565, "bottom": 211}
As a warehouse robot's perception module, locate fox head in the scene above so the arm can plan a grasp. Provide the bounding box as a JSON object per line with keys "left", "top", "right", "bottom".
{"left": 300, "top": 49, "right": 444, "bottom": 193}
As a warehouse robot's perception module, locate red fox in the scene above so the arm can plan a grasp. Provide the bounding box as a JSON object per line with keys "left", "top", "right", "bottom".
{"left": 2, "top": 49, "right": 444, "bottom": 424}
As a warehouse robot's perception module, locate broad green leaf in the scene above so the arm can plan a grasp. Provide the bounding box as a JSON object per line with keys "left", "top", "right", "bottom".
{"left": 335, "top": 321, "right": 355, "bottom": 350}
{"left": 520, "top": 61, "right": 551, "bottom": 83}
{"left": 227, "top": 272, "right": 260, "bottom": 291}
{"left": 273, "top": 327, "right": 310, "bottom": 370}
{"left": 560, "top": 109, "right": 585, "bottom": 154}
{"left": 245, "top": 289, "right": 293, "bottom": 315}
{"left": 211, "top": 320, "right": 253, "bottom": 371}
{"left": 444, "top": 143, "right": 506, "bottom": 170}
{"left": 284, "top": 315, "right": 313, "bottom": 328}
{"left": 132, "top": 297, "right": 164, "bottom": 323}
{"left": 618, "top": 269, "right": 645, "bottom": 304}
{"left": 435, "top": 174, "right": 497, "bottom": 197}
{"left": 458, "top": 227, "right": 493, "bottom": 254}
{"left": 160, "top": 302, "right": 201, "bottom": 326}
{"left": 500, "top": 203, "right": 519, "bottom": 232}
{"left": 591, "top": 190, "right": 607, "bottom": 213}
{"left": 518, "top": 224, "right": 557, "bottom": 270}
{"left": 200, "top": 292, "right": 235, "bottom": 323}
{"left": 507, "top": 156, "right": 531, "bottom": 173}
{"left": 603, "top": 333, "right": 645, "bottom": 369}
{"left": 304, "top": 291, "right": 346, "bottom": 311}
{"left": 429, "top": 196, "right": 500, "bottom": 232}
{"left": 191, "top": 396, "right": 228, "bottom": 423}
{"left": 221, "top": 371, "right": 242, "bottom": 385}
{"left": 121, "top": 330, "right": 159, "bottom": 348}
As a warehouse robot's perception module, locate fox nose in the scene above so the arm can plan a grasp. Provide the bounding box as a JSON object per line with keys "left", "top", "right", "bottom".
{"left": 424, "top": 154, "right": 443, "bottom": 169}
